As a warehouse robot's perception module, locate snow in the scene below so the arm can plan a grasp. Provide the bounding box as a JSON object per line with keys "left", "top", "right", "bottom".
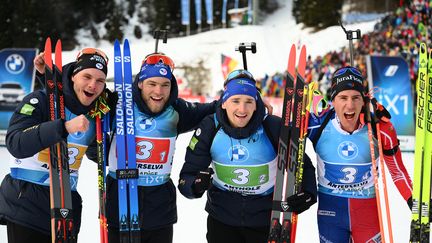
{"left": 65, "top": 0, "right": 378, "bottom": 96}
{"left": 0, "top": 1, "right": 414, "bottom": 242}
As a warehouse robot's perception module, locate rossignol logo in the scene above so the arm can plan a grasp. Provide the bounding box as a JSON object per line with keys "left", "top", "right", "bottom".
{"left": 60, "top": 208, "right": 69, "bottom": 218}
{"left": 336, "top": 74, "right": 362, "bottom": 84}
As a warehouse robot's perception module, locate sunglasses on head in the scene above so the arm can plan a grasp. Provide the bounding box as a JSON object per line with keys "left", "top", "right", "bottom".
{"left": 76, "top": 48, "right": 109, "bottom": 64}
{"left": 142, "top": 53, "right": 175, "bottom": 71}
{"left": 333, "top": 66, "right": 362, "bottom": 78}
{"left": 224, "top": 69, "right": 255, "bottom": 87}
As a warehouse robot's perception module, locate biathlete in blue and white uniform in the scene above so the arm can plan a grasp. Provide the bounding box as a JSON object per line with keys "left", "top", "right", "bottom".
{"left": 105, "top": 53, "right": 218, "bottom": 243}
{"left": 178, "top": 70, "right": 317, "bottom": 243}
{"left": 308, "top": 66, "right": 412, "bottom": 243}
{"left": 0, "top": 48, "right": 115, "bottom": 242}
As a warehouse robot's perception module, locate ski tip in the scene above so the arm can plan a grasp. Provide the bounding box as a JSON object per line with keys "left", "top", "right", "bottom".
{"left": 55, "top": 40, "right": 62, "bottom": 53}
{"left": 124, "top": 39, "right": 130, "bottom": 47}
{"left": 44, "top": 37, "right": 51, "bottom": 53}
{"left": 55, "top": 40, "right": 62, "bottom": 71}
{"left": 420, "top": 42, "right": 427, "bottom": 54}
{"left": 44, "top": 37, "right": 53, "bottom": 69}
{"left": 299, "top": 45, "right": 306, "bottom": 60}
{"left": 297, "top": 45, "right": 307, "bottom": 76}
{"left": 287, "top": 44, "right": 296, "bottom": 77}
{"left": 45, "top": 37, "right": 51, "bottom": 46}
{"left": 114, "top": 39, "right": 119, "bottom": 45}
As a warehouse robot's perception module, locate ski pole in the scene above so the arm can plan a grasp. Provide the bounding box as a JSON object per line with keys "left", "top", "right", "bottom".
{"left": 235, "top": 42, "right": 257, "bottom": 70}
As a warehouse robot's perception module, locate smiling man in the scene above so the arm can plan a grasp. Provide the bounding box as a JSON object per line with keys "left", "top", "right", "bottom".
{"left": 177, "top": 69, "right": 317, "bottom": 243}
{"left": 307, "top": 66, "right": 412, "bottom": 243}
{"left": 105, "top": 53, "right": 219, "bottom": 243}
{"left": 0, "top": 47, "right": 115, "bottom": 242}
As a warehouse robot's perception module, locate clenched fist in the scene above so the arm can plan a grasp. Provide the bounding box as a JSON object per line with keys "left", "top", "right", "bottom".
{"left": 64, "top": 115, "right": 90, "bottom": 134}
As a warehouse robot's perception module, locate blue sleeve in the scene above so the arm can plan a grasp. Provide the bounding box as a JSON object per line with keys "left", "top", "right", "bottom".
{"left": 178, "top": 115, "right": 215, "bottom": 199}
{"left": 175, "top": 99, "right": 218, "bottom": 134}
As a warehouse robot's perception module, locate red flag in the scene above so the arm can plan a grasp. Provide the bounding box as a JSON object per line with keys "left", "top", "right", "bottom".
{"left": 221, "top": 54, "right": 239, "bottom": 79}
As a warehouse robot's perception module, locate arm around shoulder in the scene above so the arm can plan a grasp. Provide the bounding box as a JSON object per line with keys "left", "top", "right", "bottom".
{"left": 178, "top": 115, "right": 215, "bottom": 199}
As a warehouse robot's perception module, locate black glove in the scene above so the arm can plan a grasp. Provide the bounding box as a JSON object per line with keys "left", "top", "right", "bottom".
{"left": 407, "top": 197, "right": 413, "bottom": 210}
{"left": 192, "top": 168, "right": 214, "bottom": 196}
{"left": 286, "top": 191, "right": 316, "bottom": 214}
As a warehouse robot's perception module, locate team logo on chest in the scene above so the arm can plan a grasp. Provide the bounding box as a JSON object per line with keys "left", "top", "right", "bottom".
{"left": 70, "top": 131, "right": 85, "bottom": 140}
{"left": 136, "top": 117, "right": 156, "bottom": 132}
{"left": 337, "top": 141, "right": 358, "bottom": 160}
{"left": 228, "top": 145, "right": 249, "bottom": 162}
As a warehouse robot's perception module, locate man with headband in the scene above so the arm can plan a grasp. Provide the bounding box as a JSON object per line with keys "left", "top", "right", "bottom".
{"left": 307, "top": 66, "right": 412, "bottom": 242}
{"left": 105, "top": 53, "right": 219, "bottom": 243}
{"left": 178, "top": 69, "right": 317, "bottom": 242}
{"left": 0, "top": 47, "right": 116, "bottom": 242}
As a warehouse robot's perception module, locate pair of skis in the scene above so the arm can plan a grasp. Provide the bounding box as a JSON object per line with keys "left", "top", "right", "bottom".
{"left": 44, "top": 37, "right": 75, "bottom": 243}
{"left": 410, "top": 42, "right": 432, "bottom": 243}
{"left": 268, "top": 44, "right": 308, "bottom": 243}
{"left": 114, "top": 39, "right": 141, "bottom": 243}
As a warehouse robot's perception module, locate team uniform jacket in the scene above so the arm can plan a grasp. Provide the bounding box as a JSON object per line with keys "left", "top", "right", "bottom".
{"left": 308, "top": 108, "right": 412, "bottom": 200}
{"left": 0, "top": 63, "right": 111, "bottom": 235}
{"left": 105, "top": 74, "right": 217, "bottom": 230}
{"left": 308, "top": 107, "right": 412, "bottom": 242}
{"left": 178, "top": 97, "right": 317, "bottom": 228}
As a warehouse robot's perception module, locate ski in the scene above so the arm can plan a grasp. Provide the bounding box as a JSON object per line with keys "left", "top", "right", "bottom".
{"left": 290, "top": 45, "right": 310, "bottom": 241}
{"left": 45, "top": 37, "right": 75, "bottom": 243}
{"left": 268, "top": 44, "right": 296, "bottom": 243}
{"left": 280, "top": 45, "right": 307, "bottom": 243}
{"left": 114, "top": 39, "right": 140, "bottom": 243}
{"left": 410, "top": 42, "right": 431, "bottom": 243}
{"left": 268, "top": 44, "right": 307, "bottom": 243}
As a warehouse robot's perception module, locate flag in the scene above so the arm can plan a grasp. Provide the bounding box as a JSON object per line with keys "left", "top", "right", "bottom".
{"left": 221, "top": 54, "right": 239, "bottom": 79}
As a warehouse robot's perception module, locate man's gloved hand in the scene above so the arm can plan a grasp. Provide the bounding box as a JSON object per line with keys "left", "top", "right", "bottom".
{"left": 407, "top": 197, "right": 413, "bottom": 210}
{"left": 192, "top": 168, "right": 214, "bottom": 196}
{"left": 286, "top": 191, "right": 317, "bottom": 214}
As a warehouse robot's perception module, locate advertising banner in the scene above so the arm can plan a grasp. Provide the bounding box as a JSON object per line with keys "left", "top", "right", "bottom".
{"left": 0, "top": 48, "right": 38, "bottom": 144}
{"left": 366, "top": 55, "right": 415, "bottom": 151}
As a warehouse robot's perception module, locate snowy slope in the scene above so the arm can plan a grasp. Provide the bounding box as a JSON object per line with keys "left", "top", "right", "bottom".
{"left": 61, "top": 1, "right": 378, "bottom": 96}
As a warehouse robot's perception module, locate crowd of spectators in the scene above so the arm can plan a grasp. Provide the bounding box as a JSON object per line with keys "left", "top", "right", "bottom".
{"left": 258, "top": 0, "right": 432, "bottom": 100}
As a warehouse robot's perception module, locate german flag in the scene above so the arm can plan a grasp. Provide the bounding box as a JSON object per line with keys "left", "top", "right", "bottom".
{"left": 221, "top": 54, "right": 239, "bottom": 79}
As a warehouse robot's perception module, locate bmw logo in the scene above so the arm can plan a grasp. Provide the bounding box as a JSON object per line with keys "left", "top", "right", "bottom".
{"left": 71, "top": 131, "right": 85, "bottom": 139}
{"left": 5, "top": 54, "right": 26, "bottom": 74}
{"left": 228, "top": 144, "right": 249, "bottom": 162}
{"left": 136, "top": 117, "right": 155, "bottom": 132}
{"left": 337, "top": 141, "right": 358, "bottom": 160}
